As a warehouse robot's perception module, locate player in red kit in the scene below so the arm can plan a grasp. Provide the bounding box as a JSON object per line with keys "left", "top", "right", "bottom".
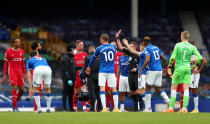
{"left": 30, "top": 41, "right": 43, "bottom": 112}
{"left": 167, "top": 59, "right": 184, "bottom": 110}
{"left": 3, "top": 39, "right": 27, "bottom": 111}
{"left": 73, "top": 40, "right": 88, "bottom": 112}
{"left": 105, "top": 42, "right": 123, "bottom": 111}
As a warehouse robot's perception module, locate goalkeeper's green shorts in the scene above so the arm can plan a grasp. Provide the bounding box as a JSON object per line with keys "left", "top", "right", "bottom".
{"left": 172, "top": 65, "right": 191, "bottom": 85}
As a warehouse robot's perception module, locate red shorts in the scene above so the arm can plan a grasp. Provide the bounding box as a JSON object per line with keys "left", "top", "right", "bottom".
{"left": 74, "top": 71, "right": 82, "bottom": 89}
{"left": 9, "top": 70, "right": 24, "bottom": 86}
{"left": 177, "top": 83, "right": 184, "bottom": 92}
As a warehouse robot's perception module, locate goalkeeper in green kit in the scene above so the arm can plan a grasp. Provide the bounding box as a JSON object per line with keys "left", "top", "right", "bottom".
{"left": 164, "top": 31, "right": 203, "bottom": 113}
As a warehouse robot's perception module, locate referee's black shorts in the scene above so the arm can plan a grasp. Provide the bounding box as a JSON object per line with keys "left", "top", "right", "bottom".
{"left": 128, "top": 73, "right": 138, "bottom": 91}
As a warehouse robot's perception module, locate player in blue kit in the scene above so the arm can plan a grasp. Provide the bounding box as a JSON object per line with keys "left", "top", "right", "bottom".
{"left": 116, "top": 53, "right": 130, "bottom": 112}
{"left": 86, "top": 34, "right": 119, "bottom": 112}
{"left": 121, "top": 38, "right": 148, "bottom": 111}
{"left": 122, "top": 37, "right": 170, "bottom": 112}
{"left": 26, "top": 51, "right": 52, "bottom": 113}
{"left": 137, "top": 37, "right": 170, "bottom": 112}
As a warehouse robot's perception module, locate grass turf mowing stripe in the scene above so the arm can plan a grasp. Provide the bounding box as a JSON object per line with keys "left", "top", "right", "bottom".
{"left": 0, "top": 112, "right": 210, "bottom": 124}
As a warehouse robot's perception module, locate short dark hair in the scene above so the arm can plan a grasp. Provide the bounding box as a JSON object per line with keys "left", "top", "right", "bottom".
{"left": 11, "top": 38, "right": 20, "bottom": 44}
{"left": 143, "top": 37, "right": 151, "bottom": 43}
{"left": 129, "top": 41, "right": 138, "bottom": 47}
{"left": 30, "top": 51, "right": 37, "bottom": 57}
{"left": 100, "top": 34, "right": 109, "bottom": 42}
{"left": 31, "top": 41, "right": 39, "bottom": 50}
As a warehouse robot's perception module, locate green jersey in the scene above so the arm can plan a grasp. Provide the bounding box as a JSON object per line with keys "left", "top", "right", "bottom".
{"left": 169, "top": 42, "right": 202, "bottom": 67}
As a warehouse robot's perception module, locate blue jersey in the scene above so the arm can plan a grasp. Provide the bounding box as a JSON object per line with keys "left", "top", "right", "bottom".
{"left": 144, "top": 44, "right": 163, "bottom": 71}
{"left": 119, "top": 55, "right": 129, "bottom": 77}
{"left": 138, "top": 52, "right": 148, "bottom": 75}
{"left": 26, "top": 57, "right": 50, "bottom": 70}
{"left": 88, "top": 44, "right": 116, "bottom": 73}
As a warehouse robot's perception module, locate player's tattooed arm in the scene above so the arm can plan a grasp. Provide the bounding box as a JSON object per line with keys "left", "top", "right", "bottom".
{"left": 194, "top": 57, "right": 207, "bottom": 74}
{"left": 160, "top": 54, "right": 167, "bottom": 76}
{"left": 138, "top": 55, "right": 150, "bottom": 78}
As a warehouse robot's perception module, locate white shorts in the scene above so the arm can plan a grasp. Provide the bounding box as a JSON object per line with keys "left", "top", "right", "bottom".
{"left": 98, "top": 73, "right": 116, "bottom": 88}
{"left": 189, "top": 73, "right": 200, "bottom": 88}
{"left": 138, "top": 75, "right": 146, "bottom": 89}
{"left": 119, "top": 75, "right": 130, "bottom": 92}
{"left": 146, "top": 71, "right": 162, "bottom": 87}
{"left": 33, "top": 66, "right": 52, "bottom": 88}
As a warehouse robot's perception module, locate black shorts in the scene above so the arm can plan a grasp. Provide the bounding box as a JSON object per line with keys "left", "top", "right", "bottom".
{"left": 128, "top": 73, "right": 138, "bottom": 91}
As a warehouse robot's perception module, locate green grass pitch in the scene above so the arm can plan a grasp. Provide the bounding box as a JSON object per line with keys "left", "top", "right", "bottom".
{"left": 1, "top": 112, "right": 210, "bottom": 124}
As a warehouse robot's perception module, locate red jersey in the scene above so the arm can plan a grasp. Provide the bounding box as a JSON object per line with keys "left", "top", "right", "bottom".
{"left": 74, "top": 51, "right": 87, "bottom": 67}
{"left": 114, "top": 51, "right": 123, "bottom": 75}
{"left": 4, "top": 48, "right": 26, "bottom": 74}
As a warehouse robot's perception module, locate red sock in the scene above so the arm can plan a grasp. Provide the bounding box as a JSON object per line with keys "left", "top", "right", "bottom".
{"left": 17, "top": 91, "right": 23, "bottom": 101}
{"left": 12, "top": 90, "right": 17, "bottom": 109}
{"left": 82, "top": 101, "right": 86, "bottom": 106}
{"left": 73, "top": 94, "right": 78, "bottom": 108}
{"left": 39, "top": 92, "right": 42, "bottom": 97}
{"left": 180, "top": 95, "right": 183, "bottom": 109}
{"left": 111, "top": 94, "right": 114, "bottom": 108}
{"left": 106, "top": 94, "right": 111, "bottom": 108}
{"left": 34, "top": 98, "right": 38, "bottom": 110}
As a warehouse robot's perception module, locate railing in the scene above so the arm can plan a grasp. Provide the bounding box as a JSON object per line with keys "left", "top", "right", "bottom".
{"left": 10, "top": 27, "right": 67, "bottom": 60}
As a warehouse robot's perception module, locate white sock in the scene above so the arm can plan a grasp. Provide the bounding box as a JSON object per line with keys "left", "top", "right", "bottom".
{"left": 95, "top": 100, "right": 97, "bottom": 111}
{"left": 194, "top": 96, "right": 199, "bottom": 110}
{"left": 160, "top": 91, "right": 170, "bottom": 104}
{"left": 146, "top": 93, "right": 151, "bottom": 110}
{"left": 100, "top": 91, "right": 106, "bottom": 109}
{"left": 141, "top": 94, "right": 146, "bottom": 109}
{"left": 46, "top": 94, "right": 51, "bottom": 110}
{"left": 113, "top": 92, "right": 119, "bottom": 109}
{"left": 120, "top": 104, "right": 124, "bottom": 110}
{"left": 34, "top": 93, "right": 41, "bottom": 111}
{"left": 83, "top": 106, "right": 87, "bottom": 110}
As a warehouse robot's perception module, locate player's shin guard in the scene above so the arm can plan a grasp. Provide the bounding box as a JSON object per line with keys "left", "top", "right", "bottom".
{"left": 12, "top": 90, "right": 17, "bottom": 109}
{"left": 34, "top": 92, "right": 41, "bottom": 111}
{"left": 182, "top": 89, "right": 189, "bottom": 109}
{"left": 169, "top": 90, "right": 177, "bottom": 109}
{"left": 46, "top": 93, "right": 51, "bottom": 110}
{"left": 73, "top": 93, "right": 78, "bottom": 108}
{"left": 160, "top": 90, "right": 170, "bottom": 104}
{"left": 146, "top": 91, "right": 151, "bottom": 110}
{"left": 100, "top": 91, "right": 106, "bottom": 109}
{"left": 113, "top": 92, "right": 118, "bottom": 109}
{"left": 17, "top": 91, "right": 23, "bottom": 101}
{"left": 193, "top": 94, "right": 198, "bottom": 110}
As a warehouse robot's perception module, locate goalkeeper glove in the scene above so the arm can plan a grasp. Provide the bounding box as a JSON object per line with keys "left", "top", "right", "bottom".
{"left": 68, "top": 80, "right": 73, "bottom": 86}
